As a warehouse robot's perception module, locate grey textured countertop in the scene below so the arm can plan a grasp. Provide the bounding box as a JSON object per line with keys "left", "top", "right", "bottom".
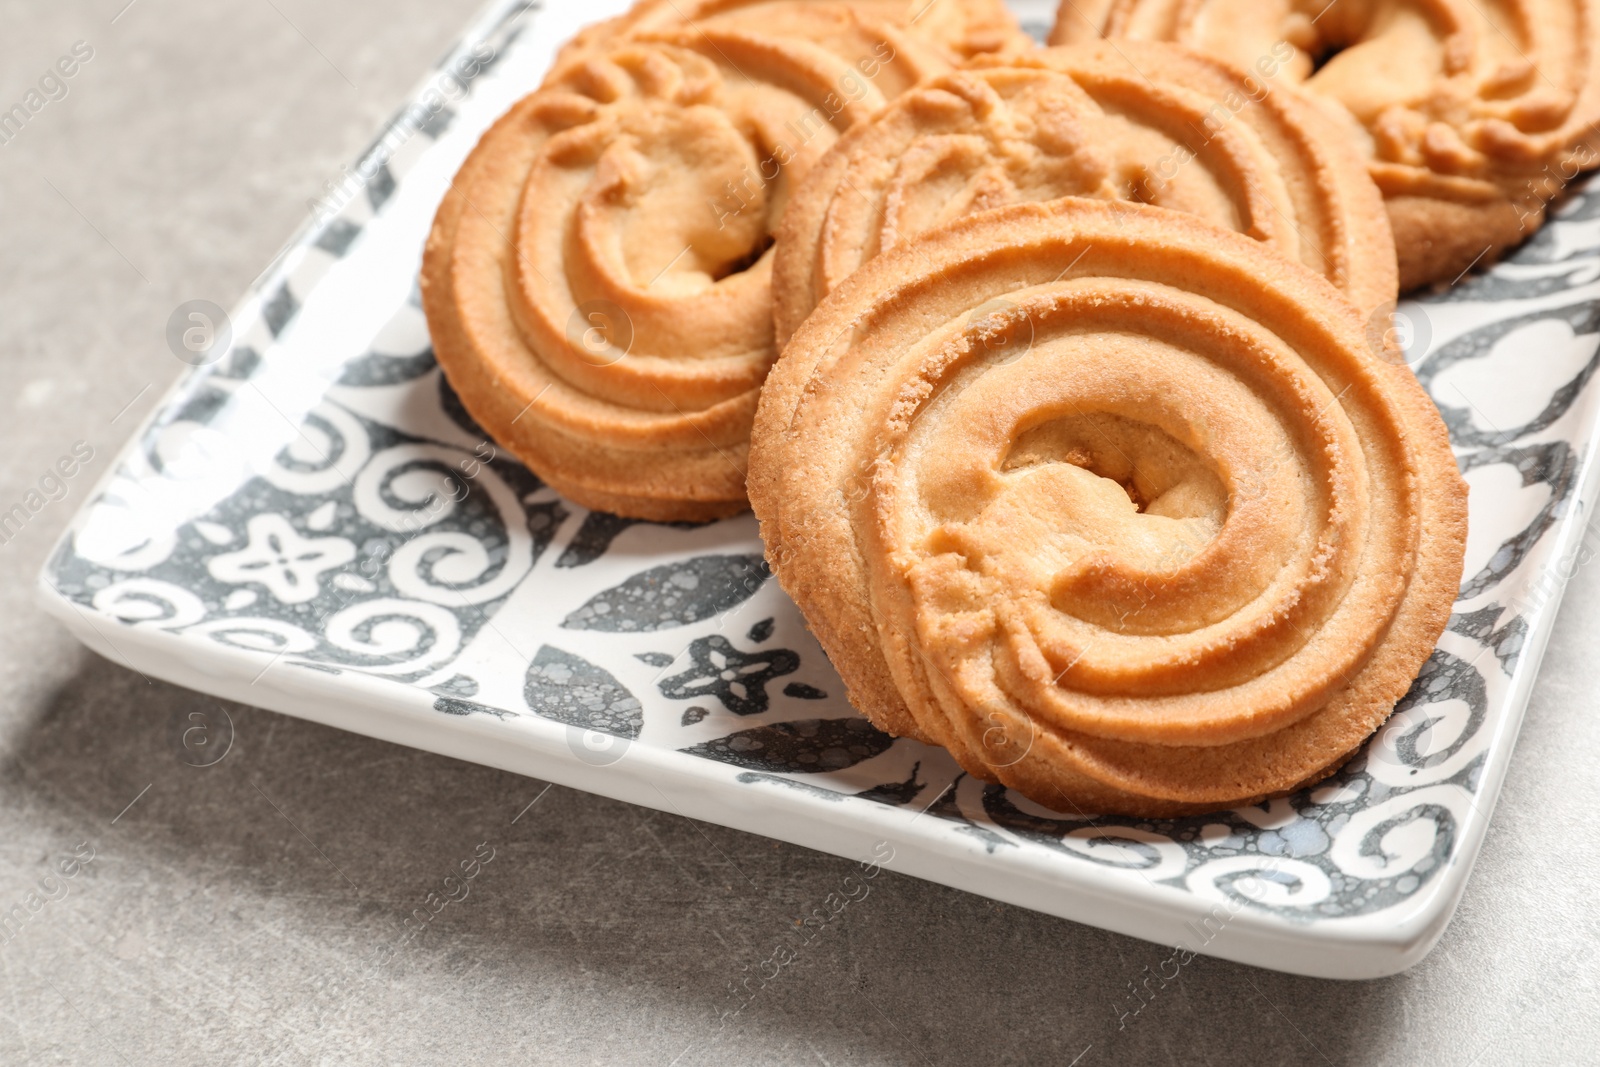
{"left": 2, "top": 2, "right": 1597, "bottom": 1064}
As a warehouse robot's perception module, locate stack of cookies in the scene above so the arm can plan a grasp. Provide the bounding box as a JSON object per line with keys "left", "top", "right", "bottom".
{"left": 422, "top": 0, "right": 1599, "bottom": 815}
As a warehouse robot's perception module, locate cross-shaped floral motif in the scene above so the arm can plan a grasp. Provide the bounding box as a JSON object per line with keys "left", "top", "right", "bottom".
{"left": 658, "top": 634, "right": 798, "bottom": 715}
{"left": 205, "top": 513, "right": 356, "bottom": 605}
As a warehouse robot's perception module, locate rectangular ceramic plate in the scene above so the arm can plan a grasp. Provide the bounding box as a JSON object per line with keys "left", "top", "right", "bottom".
{"left": 38, "top": 0, "right": 1600, "bottom": 979}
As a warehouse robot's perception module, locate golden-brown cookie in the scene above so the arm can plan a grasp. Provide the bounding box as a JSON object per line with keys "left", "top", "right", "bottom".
{"left": 773, "top": 41, "right": 1397, "bottom": 347}
{"left": 421, "top": 33, "right": 917, "bottom": 520}
{"left": 749, "top": 199, "right": 1467, "bottom": 816}
{"left": 1051, "top": 0, "right": 1600, "bottom": 289}
{"left": 551, "top": 0, "right": 1030, "bottom": 83}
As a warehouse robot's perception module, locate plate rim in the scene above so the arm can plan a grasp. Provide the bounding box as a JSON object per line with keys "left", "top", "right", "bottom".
{"left": 33, "top": 0, "right": 1600, "bottom": 981}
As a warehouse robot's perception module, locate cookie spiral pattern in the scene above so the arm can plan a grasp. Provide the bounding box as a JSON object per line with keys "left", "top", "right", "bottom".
{"left": 551, "top": 0, "right": 1029, "bottom": 83}
{"left": 422, "top": 35, "right": 907, "bottom": 520}
{"left": 774, "top": 41, "right": 1397, "bottom": 346}
{"left": 750, "top": 200, "right": 1466, "bottom": 816}
{"left": 1051, "top": 0, "right": 1600, "bottom": 289}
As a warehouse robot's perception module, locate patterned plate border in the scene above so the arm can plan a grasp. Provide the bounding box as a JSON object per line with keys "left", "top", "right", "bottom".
{"left": 34, "top": 0, "right": 1600, "bottom": 978}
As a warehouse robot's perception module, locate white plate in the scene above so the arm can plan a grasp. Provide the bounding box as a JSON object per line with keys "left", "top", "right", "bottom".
{"left": 37, "top": 0, "right": 1600, "bottom": 979}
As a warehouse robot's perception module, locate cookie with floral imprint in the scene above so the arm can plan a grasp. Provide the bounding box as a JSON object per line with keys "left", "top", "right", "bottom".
{"left": 1051, "top": 0, "right": 1600, "bottom": 290}
{"left": 422, "top": 30, "right": 941, "bottom": 520}
{"left": 773, "top": 39, "right": 1398, "bottom": 347}
{"left": 547, "top": 0, "right": 1032, "bottom": 87}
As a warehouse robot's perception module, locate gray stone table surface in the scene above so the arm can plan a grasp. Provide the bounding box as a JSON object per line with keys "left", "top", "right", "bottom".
{"left": 1, "top": 2, "right": 1597, "bottom": 1064}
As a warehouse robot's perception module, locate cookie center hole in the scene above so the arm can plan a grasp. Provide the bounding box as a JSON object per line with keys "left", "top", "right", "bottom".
{"left": 712, "top": 233, "right": 774, "bottom": 281}
{"left": 1024, "top": 442, "right": 1148, "bottom": 510}
{"left": 1306, "top": 41, "right": 1344, "bottom": 77}
{"left": 1296, "top": 4, "right": 1367, "bottom": 78}
{"left": 1002, "top": 411, "right": 1224, "bottom": 522}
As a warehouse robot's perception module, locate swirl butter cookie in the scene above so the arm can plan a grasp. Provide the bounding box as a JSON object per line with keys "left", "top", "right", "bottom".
{"left": 1051, "top": 0, "right": 1600, "bottom": 289}
{"left": 421, "top": 34, "right": 915, "bottom": 520}
{"left": 749, "top": 199, "right": 1466, "bottom": 816}
{"left": 551, "top": 0, "right": 1030, "bottom": 83}
{"left": 773, "top": 41, "right": 1396, "bottom": 347}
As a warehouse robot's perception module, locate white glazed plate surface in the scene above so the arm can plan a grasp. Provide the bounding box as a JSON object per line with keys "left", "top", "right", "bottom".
{"left": 37, "top": 0, "right": 1600, "bottom": 979}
